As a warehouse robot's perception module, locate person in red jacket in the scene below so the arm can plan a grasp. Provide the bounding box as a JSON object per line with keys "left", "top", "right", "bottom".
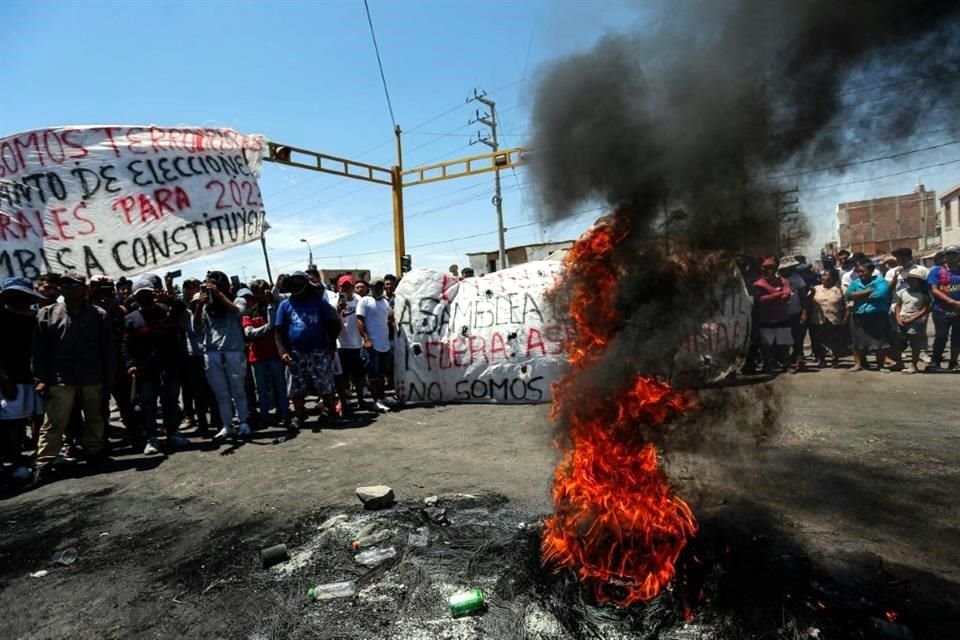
{"left": 753, "top": 257, "right": 792, "bottom": 374}
{"left": 242, "top": 280, "right": 292, "bottom": 432}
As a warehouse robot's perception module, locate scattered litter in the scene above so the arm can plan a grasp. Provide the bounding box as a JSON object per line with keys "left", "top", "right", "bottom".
{"left": 407, "top": 527, "right": 429, "bottom": 547}
{"left": 424, "top": 495, "right": 439, "bottom": 506}
{"left": 354, "top": 546, "right": 397, "bottom": 567}
{"left": 352, "top": 528, "right": 393, "bottom": 549}
{"left": 52, "top": 548, "right": 78, "bottom": 566}
{"left": 356, "top": 485, "right": 396, "bottom": 510}
{"left": 259, "top": 544, "right": 289, "bottom": 568}
{"left": 449, "top": 588, "right": 486, "bottom": 618}
{"left": 98, "top": 532, "right": 110, "bottom": 537}
{"left": 356, "top": 522, "right": 378, "bottom": 539}
{"left": 317, "top": 514, "right": 349, "bottom": 532}
{"left": 307, "top": 580, "right": 356, "bottom": 601}
{"left": 29, "top": 570, "right": 49, "bottom": 578}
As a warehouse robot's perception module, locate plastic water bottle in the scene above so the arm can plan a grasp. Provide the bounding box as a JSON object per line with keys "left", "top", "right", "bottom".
{"left": 352, "top": 529, "right": 392, "bottom": 549}
{"left": 354, "top": 546, "right": 397, "bottom": 567}
{"left": 307, "top": 581, "right": 356, "bottom": 601}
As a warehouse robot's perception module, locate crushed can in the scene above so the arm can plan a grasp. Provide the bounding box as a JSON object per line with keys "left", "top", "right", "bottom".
{"left": 449, "top": 588, "right": 485, "bottom": 618}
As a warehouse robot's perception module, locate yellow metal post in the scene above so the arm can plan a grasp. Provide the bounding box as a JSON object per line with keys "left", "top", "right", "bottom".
{"left": 392, "top": 125, "right": 406, "bottom": 276}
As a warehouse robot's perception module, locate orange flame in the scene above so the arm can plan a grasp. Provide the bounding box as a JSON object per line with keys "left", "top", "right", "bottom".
{"left": 541, "top": 210, "right": 698, "bottom": 607}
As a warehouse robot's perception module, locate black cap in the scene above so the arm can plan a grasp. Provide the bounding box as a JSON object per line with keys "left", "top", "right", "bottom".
{"left": 60, "top": 271, "right": 87, "bottom": 285}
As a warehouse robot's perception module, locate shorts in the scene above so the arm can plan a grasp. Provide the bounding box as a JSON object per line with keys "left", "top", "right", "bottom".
{"left": 338, "top": 348, "right": 364, "bottom": 379}
{"left": 0, "top": 384, "right": 43, "bottom": 421}
{"left": 363, "top": 348, "right": 391, "bottom": 380}
{"left": 898, "top": 318, "right": 927, "bottom": 336}
{"left": 286, "top": 351, "right": 335, "bottom": 398}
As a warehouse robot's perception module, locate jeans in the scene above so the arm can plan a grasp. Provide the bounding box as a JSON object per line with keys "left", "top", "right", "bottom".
{"left": 36, "top": 385, "right": 105, "bottom": 467}
{"left": 252, "top": 359, "right": 289, "bottom": 420}
{"left": 204, "top": 351, "right": 249, "bottom": 428}
{"left": 137, "top": 369, "right": 182, "bottom": 440}
{"left": 931, "top": 312, "right": 960, "bottom": 365}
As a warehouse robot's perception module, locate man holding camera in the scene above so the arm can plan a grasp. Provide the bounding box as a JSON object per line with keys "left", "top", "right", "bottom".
{"left": 193, "top": 271, "right": 249, "bottom": 441}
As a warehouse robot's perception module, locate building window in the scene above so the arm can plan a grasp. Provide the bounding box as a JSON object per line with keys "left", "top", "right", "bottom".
{"left": 946, "top": 200, "right": 954, "bottom": 230}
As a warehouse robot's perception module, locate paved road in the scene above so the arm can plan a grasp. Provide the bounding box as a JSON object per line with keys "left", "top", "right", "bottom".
{"left": 1, "top": 368, "right": 957, "bottom": 638}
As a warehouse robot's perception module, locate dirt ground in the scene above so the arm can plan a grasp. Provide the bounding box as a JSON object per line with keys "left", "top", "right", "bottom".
{"left": 1, "top": 368, "right": 958, "bottom": 639}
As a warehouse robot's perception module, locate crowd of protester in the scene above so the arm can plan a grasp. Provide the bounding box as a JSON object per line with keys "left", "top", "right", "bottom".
{"left": 0, "top": 265, "right": 404, "bottom": 489}
{"left": 2, "top": 244, "right": 958, "bottom": 490}
{"left": 746, "top": 244, "right": 960, "bottom": 376}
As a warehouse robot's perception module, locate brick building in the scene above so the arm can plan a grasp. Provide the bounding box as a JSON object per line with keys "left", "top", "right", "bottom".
{"left": 837, "top": 184, "right": 939, "bottom": 255}
{"left": 938, "top": 182, "right": 960, "bottom": 250}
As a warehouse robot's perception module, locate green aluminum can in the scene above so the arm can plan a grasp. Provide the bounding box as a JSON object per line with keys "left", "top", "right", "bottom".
{"left": 448, "top": 588, "right": 485, "bottom": 617}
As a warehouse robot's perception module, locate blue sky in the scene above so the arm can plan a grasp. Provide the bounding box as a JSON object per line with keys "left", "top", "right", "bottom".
{"left": 4, "top": 0, "right": 960, "bottom": 280}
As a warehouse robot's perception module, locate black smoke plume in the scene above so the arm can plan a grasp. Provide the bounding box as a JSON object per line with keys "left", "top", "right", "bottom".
{"left": 531, "top": 0, "right": 960, "bottom": 253}
{"left": 535, "top": 0, "right": 960, "bottom": 423}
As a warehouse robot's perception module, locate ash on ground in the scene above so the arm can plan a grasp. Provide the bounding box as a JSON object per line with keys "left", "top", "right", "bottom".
{"left": 243, "top": 494, "right": 846, "bottom": 640}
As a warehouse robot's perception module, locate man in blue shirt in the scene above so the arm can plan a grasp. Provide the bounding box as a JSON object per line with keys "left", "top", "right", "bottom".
{"left": 274, "top": 272, "right": 341, "bottom": 429}
{"left": 845, "top": 259, "right": 892, "bottom": 372}
{"left": 927, "top": 245, "right": 960, "bottom": 371}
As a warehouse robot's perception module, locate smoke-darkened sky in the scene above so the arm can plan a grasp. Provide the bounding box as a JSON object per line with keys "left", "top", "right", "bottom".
{"left": 529, "top": 0, "right": 960, "bottom": 253}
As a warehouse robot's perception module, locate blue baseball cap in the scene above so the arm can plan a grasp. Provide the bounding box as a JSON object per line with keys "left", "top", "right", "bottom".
{"left": 1, "top": 277, "right": 45, "bottom": 299}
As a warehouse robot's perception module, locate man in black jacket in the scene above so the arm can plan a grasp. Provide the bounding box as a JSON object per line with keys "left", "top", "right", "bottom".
{"left": 122, "top": 278, "right": 189, "bottom": 455}
{"left": 33, "top": 273, "right": 116, "bottom": 483}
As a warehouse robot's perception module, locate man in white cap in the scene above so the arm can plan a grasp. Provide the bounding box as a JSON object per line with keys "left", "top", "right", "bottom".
{"left": 32, "top": 272, "right": 116, "bottom": 485}
{"left": 0, "top": 278, "right": 46, "bottom": 485}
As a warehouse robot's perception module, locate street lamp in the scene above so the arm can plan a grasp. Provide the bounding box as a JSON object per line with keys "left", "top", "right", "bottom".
{"left": 300, "top": 238, "right": 314, "bottom": 268}
{"left": 260, "top": 221, "right": 273, "bottom": 283}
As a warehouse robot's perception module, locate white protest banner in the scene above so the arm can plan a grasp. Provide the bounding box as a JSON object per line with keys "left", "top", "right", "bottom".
{"left": 0, "top": 125, "right": 266, "bottom": 279}
{"left": 671, "top": 259, "right": 752, "bottom": 387}
{"left": 394, "top": 261, "right": 572, "bottom": 404}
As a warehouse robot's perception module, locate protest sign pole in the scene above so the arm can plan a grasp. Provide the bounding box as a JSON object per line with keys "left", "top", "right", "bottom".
{"left": 260, "top": 222, "right": 274, "bottom": 283}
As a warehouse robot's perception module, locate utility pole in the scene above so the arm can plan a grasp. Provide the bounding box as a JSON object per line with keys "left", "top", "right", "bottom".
{"left": 468, "top": 88, "right": 506, "bottom": 271}
{"left": 392, "top": 124, "right": 407, "bottom": 276}
{"left": 774, "top": 186, "right": 800, "bottom": 257}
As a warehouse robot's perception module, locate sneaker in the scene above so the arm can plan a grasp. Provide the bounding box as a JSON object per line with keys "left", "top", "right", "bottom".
{"left": 238, "top": 423, "right": 252, "bottom": 438}
{"left": 903, "top": 364, "right": 919, "bottom": 374}
{"left": 167, "top": 434, "right": 190, "bottom": 448}
{"left": 143, "top": 439, "right": 162, "bottom": 456}
{"left": 374, "top": 400, "right": 392, "bottom": 413}
{"left": 61, "top": 444, "right": 83, "bottom": 463}
{"left": 213, "top": 426, "right": 234, "bottom": 442}
{"left": 289, "top": 417, "right": 303, "bottom": 432}
{"left": 180, "top": 416, "right": 195, "bottom": 429}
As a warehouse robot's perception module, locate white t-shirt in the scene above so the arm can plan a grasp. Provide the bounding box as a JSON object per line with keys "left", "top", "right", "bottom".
{"left": 841, "top": 268, "right": 855, "bottom": 293}
{"left": 356, "top": 296, "right": 392, "bottom": 353}
{"left": 896, "top": 288, "right": 929, "bottom": 320}
{"left": 337, "top": 295, "right": 362, "bottom": 349}
{"left": 885, "top": 264, "right": 911, "bottom": 312}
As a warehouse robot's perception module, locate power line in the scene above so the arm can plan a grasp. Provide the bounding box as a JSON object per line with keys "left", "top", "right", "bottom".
{"left": 797, "top": 155, "right": 960, "bottom": 194}
{"left": 764, "top": 138, "right": 960, "bottom": 180}
{"left": 362, "top": 0, "right": 396, "bottom": 129}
